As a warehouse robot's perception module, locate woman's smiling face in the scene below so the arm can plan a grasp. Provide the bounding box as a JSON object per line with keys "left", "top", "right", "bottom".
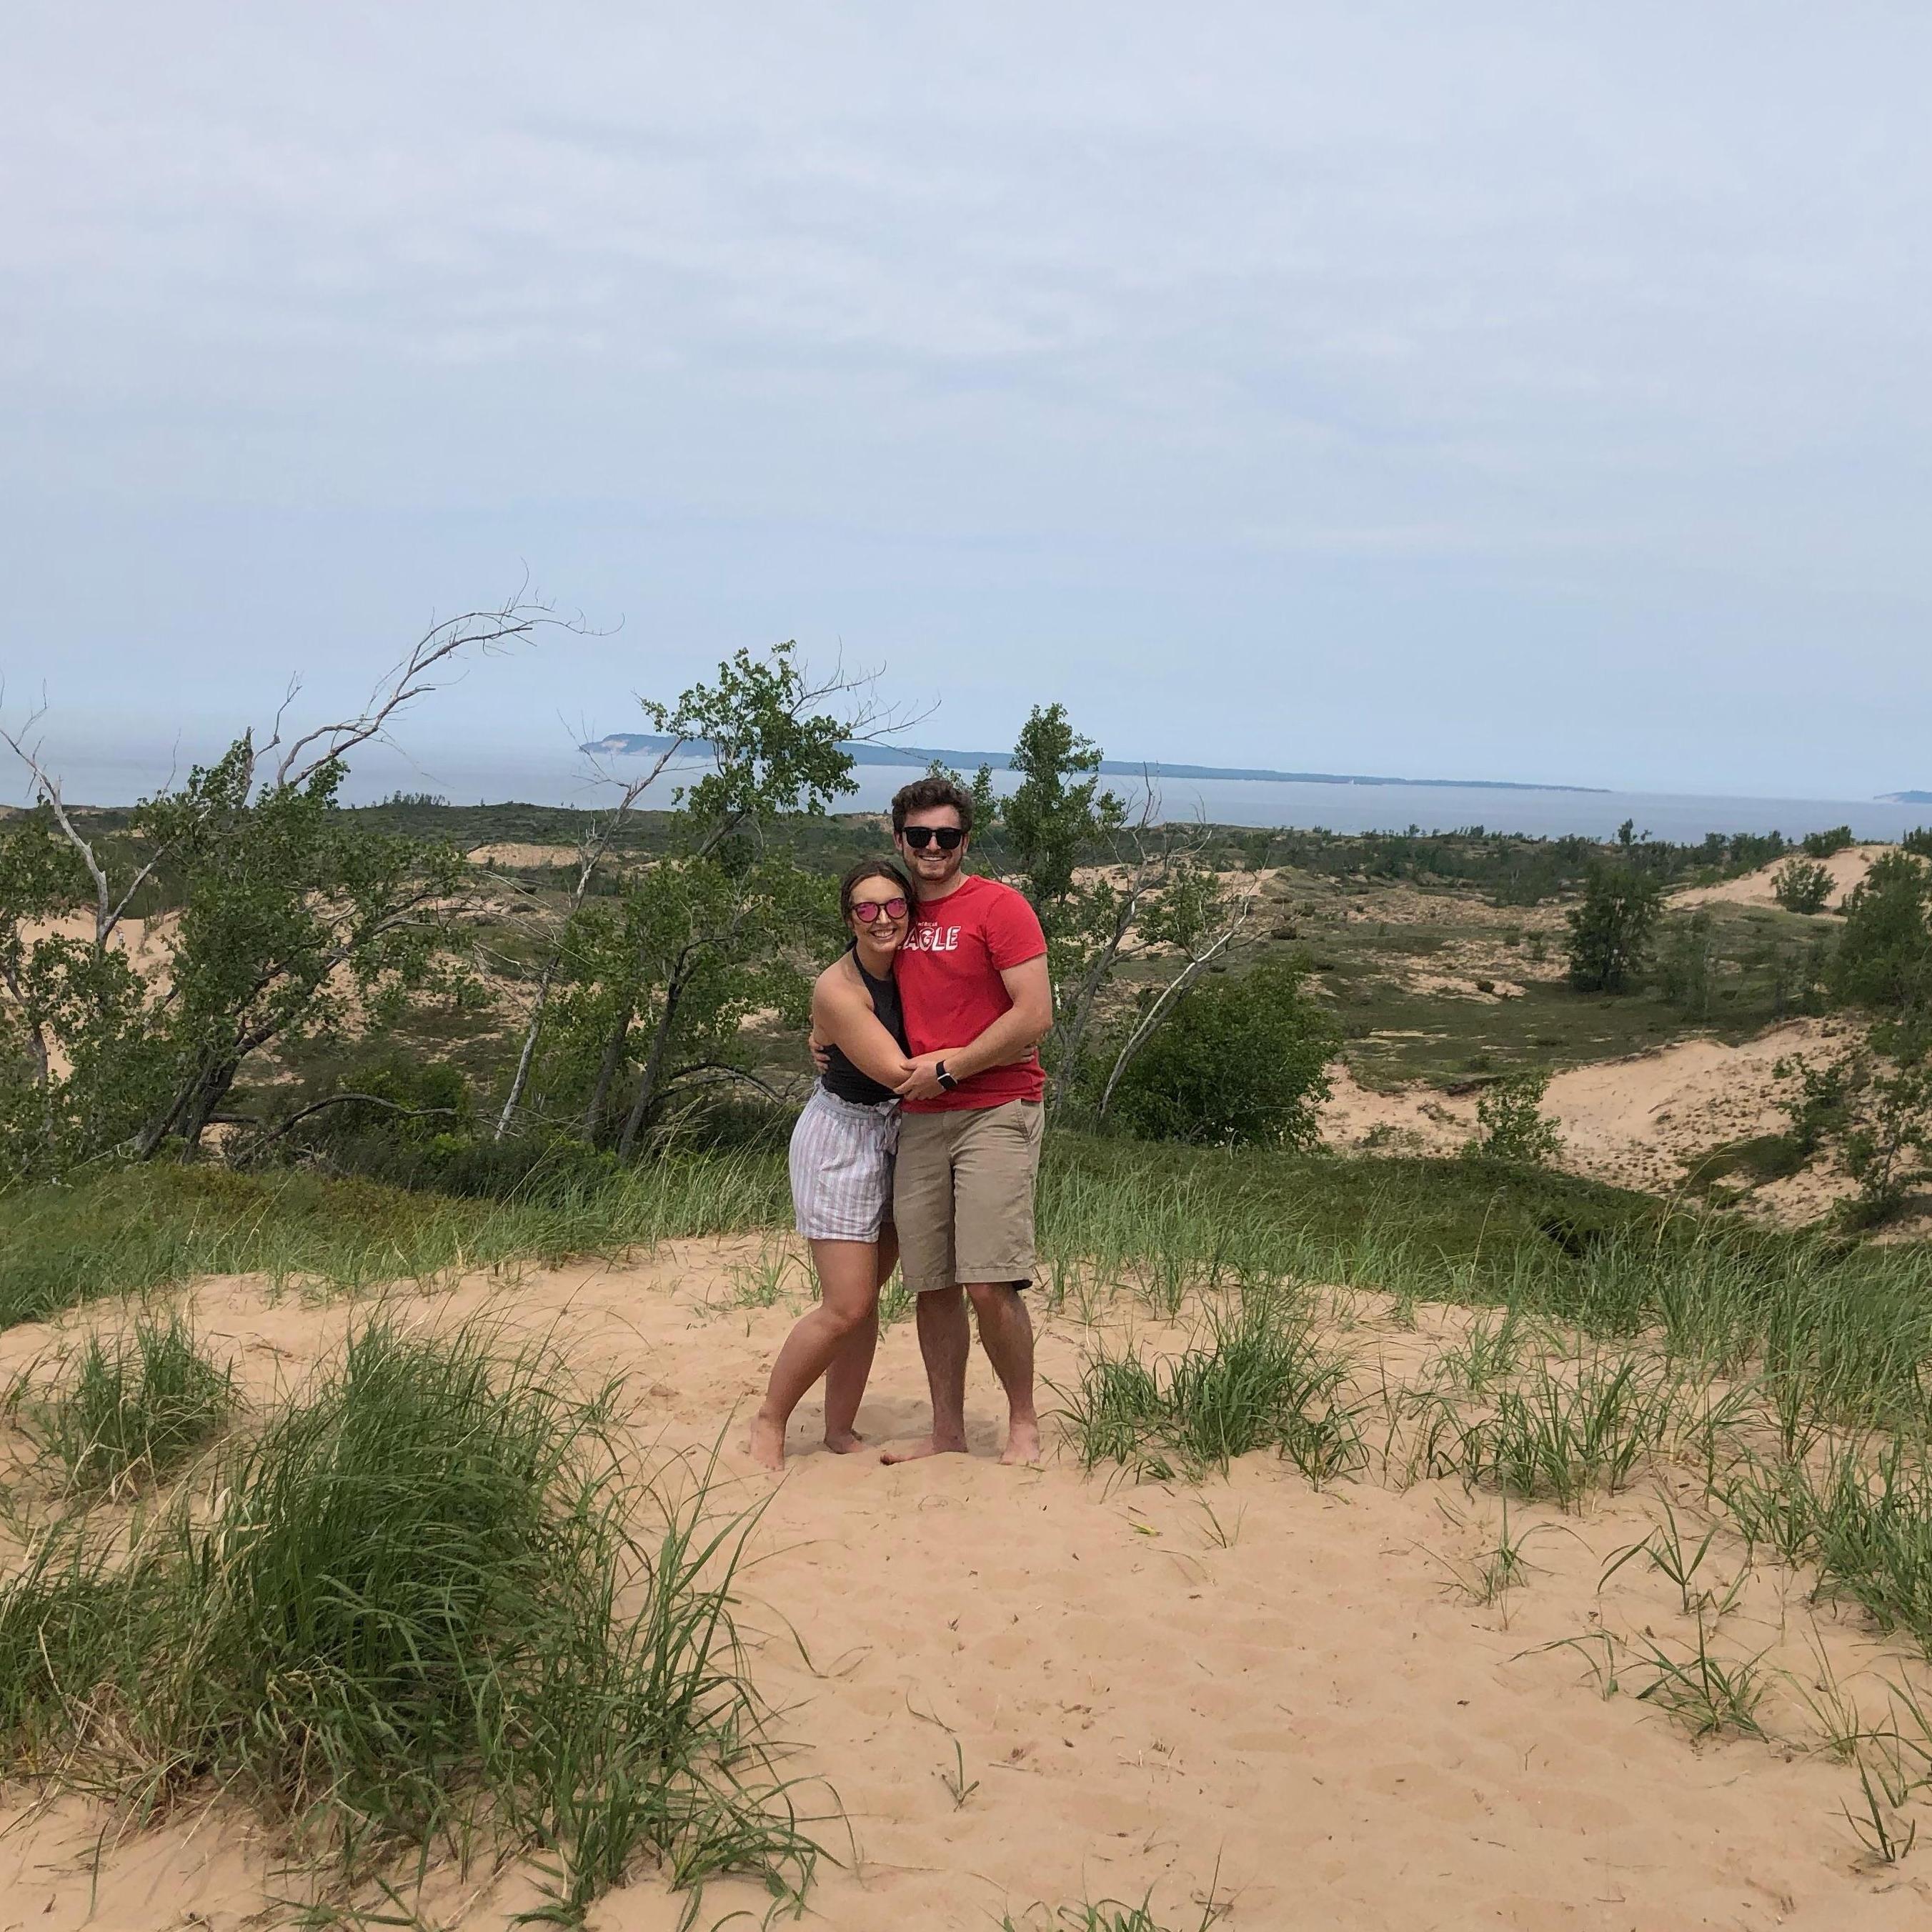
{"left": 848, "top": 880, "right": 910, "bottom": 954}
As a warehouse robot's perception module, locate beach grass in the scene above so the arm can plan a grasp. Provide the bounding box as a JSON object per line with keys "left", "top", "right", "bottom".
{"left": 1058, "top": 1284, "right": 1362, "bottom": 1485}
{"left": 0, "top": 1319, "right": 816, "bottom": 1920}
{"left": 7, "top": 1309, "right": 234, "bottom": 1495}
{"left": 0, "top": 1154, "right": 791, "bottom": 1330}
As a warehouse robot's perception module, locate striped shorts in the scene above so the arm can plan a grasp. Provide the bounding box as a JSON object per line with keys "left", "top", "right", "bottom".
{"left": 789, "top": 1086, "right": 901, "bottom": 1243}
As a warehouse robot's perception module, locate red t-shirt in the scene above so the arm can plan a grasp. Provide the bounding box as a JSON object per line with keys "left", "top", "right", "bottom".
{"left": 895, "top": 873, "right": 1047, "bottom": 1112}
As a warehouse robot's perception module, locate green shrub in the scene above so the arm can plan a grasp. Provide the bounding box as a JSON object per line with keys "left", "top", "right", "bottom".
{"left": 1107, "top": 960, "right": 1338, "bottom": 1147}
{"left": 1803, "top": 825, "right": 1856, "bottom": 860}
{"left": 1838, "top": 1040, "right": 1932, "bottom": 1230}
{"left": 1565, "top": 864, "right": 1662, "bottom": 992}
{"left": 1465, "top": 1072, "right": 1563, "bottom": 1166}
{"left": 1772, "top": 857, "right": 1835, "bottom": 915}
{"left": 1904, "top": 827, "right": 1932, "bottom": 859}
{"left": 1655, "top": 909, "right": 1717, "bottom": 1015}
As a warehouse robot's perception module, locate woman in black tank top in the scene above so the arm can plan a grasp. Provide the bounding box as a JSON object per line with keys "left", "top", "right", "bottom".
{"left": 751, "top": 860, "right": 917, "bottom": 1470}
{"left": 819, "top": 950, "right": 910, "bottom": 1105}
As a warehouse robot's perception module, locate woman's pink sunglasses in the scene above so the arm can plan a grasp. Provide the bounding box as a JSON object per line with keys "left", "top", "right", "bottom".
{"left": 851, "top": 897, "right": 909, "bottom": 923}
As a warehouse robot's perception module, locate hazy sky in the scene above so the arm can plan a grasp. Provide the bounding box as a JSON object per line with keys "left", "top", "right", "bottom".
{"left": 4, "top": 4, "right": 1929, "bottom": 800}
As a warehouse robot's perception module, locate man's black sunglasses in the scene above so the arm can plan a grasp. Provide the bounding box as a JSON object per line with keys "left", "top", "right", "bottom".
{"left": 900, "top": 825, "right": 965, "bottom": 850}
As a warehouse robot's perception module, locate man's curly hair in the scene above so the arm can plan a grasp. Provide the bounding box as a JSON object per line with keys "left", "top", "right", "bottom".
{"left": 890, "top": 775, "right": 974, "bottom": 837}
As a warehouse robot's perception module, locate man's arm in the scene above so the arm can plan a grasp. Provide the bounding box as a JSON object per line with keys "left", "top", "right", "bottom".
{"left": 896, "top": 954, "right": 1051, "bottom": 1100}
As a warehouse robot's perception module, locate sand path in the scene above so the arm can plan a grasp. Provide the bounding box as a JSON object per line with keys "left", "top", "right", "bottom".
{"left": 3, "top": 1243, "right": 1928, "bottom": 1930}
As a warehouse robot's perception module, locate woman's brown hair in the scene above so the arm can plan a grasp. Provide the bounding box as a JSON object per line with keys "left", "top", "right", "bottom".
{"left": 838, "top": 857, "right": 916, "bottom": 929}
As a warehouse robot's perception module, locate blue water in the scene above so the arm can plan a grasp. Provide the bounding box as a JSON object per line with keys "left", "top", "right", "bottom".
{"left": 22, "top": 739, "right": 1928, "bottom": 846}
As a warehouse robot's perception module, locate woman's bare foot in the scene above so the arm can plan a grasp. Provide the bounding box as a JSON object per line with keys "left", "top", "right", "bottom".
{"left": 1000, "top": 1418, "right": 1042, "bottom": 1466}
{"left": 880, "top": 1432, "right": 969, "bottom": 1465}
{"left": 749, "top": 1412, "right": 787, "bottom": 1472}
{"left": 823, "top": 1427, "right": 866, "bottom": 1455}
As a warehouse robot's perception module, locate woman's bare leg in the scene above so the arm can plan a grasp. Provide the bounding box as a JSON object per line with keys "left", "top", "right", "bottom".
{"left": 822, "top": 1228, "right": 897, "bottom": 1451}
{"left": 750, "top": 1236, "right": 885, "bottom": 1470}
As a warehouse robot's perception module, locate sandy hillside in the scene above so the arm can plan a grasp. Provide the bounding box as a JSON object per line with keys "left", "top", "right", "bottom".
{"left": 1672, "top": 844, "right": 1888, "bottom": 913}
{"left": 468, "top": 840, "right": 587, "bottom": 869}
{"left": 1322, "top": 1020, "right": 1857, "bottom": 1207}
{"left": 4, "top": 1240, "right": 1929, "bottom": 1931}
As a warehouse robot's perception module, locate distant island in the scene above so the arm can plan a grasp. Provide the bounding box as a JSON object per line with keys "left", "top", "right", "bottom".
{"left": 1878, "top": 790, "right": 1932, "bottom": 805}
{"left": 582, "top": 735, "right": 1610, "bottom": 795}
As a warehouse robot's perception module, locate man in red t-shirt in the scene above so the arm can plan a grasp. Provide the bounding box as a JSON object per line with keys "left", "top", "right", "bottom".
{"left": 880, "top": 775, "right": 1052, "bottom": 1465}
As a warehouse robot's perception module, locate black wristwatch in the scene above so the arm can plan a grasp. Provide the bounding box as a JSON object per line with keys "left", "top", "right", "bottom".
{"left": 935, "top": 1062, "right": 960, "bottom": 1092}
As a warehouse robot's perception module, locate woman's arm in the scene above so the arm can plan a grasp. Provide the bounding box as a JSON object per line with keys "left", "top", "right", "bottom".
{"left": 812, "top": 969, "right": 915, "bottom": 1089}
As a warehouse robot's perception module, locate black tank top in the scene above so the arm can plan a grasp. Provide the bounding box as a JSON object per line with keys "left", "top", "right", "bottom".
{"left": 821, "top": 950, "right": 909, "bottom": 1106}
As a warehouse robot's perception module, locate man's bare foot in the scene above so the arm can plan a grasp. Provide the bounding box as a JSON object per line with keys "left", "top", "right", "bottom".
{"left": 1000, "top": 1418, "right": 1042, "bottom": 1467}
{"left": 880, "top": 1433, "right": 968, "bottom": 1465}
{"left": 823, "top": 1427, "right": 865, "bottom": 1455}
{"left": 749, "top": 1412, "right": 787, "bottom": 1472}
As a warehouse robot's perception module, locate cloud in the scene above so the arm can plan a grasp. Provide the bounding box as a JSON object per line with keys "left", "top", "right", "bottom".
{"left": 2, "top": 2, "right": 1930, "bottom": 796}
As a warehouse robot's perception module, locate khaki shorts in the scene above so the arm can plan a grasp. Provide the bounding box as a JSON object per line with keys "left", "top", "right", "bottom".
{"left": 894, "top": 1099, "right": 1044, "bottom": 1293}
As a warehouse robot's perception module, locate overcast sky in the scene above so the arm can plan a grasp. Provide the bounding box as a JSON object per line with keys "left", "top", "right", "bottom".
{"left": 4, "top": 4, "right": 1928, "bottom": 801}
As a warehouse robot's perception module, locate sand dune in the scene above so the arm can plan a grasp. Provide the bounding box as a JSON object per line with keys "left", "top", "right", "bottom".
{"left": 1671, "top": 844, "right": 1888, "bottom": 914}
{"left": 4, "top": 1241, "right": 1928, "bottom": 1930}
{"left": 467, "top": 840, "right": 589, "bottom": 870}
{"left": 1323, "top": 1020, "right": 1858, "bottom": 1214}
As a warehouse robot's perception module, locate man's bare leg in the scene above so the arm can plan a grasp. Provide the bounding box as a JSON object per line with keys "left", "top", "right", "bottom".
{"left": 822, "top": 1230, "right": 896, "bottom": 1451}
{"left": 880, "top": 1285, "right": 971, "bottom": 1463}
{"left": 966, "top": 1281, "right": 1040, "bottom": 1465}
{"left": 750, "top": 1238, "right": 883, "bottom": 1471}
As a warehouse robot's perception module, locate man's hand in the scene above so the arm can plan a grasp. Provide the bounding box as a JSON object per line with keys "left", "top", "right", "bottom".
{"left": 895, "top": 1051, "right": 950, "bottom": 1102}
{"left": 808, "top": 1030, "right": 831, "bottom": 1076}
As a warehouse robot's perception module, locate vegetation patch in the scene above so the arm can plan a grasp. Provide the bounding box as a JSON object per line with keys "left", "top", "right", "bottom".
{"left": 1060, "top": 1286, "right": 1362, "bottom": 1483}
{"left": 9, "top": 1310, "right": 234, "bottom": 1495}
{"left": 0, "top": 1321, "right": 817, "bottom": 1920}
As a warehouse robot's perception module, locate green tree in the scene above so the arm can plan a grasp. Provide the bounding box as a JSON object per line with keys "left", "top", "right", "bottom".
{"left": 1841, "top": 1048, "right": 1932, "bottom": 1228}
{"left": 1, "top": 603, "right": 544, "bottom": 1175}
{"left": 1003, "top": 704, "right": 1122, "bottom": 917}
{"left": 1802, "top": 825, "right": 1855, "bottom": 860}
{"left": 131, "top": 744, "right": 469, "bottom": 1157}
{"left": 1107, "top": 959, "right": 1337, "bottom": 1147}
{"left": 1565, "top": 864, "right": 1662, "bottom": 992}
{"left": 537, "top": 644, "right": 867, "bottom": 1156}
{"left": 1829, "top": 851, "right": 1932, "bottom": 1020}
{"left": 0, "top": 806, "right": 157, "bottom": 1174}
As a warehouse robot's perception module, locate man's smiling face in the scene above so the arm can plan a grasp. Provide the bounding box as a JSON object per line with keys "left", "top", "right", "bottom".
{"left": 895, "top": 804, "right": 967, "bottom": 895}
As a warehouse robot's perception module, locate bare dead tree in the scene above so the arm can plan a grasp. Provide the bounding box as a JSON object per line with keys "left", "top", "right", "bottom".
{"left": 234, "top": 1091, "right": 461, "bottom": 1162}
{"left": 1095, "top": 858, "right": 1270, "bottom": 1119}
{"left": 0, "top": 700, "right": 179, "bottom": 956}
{"left": 265, "top": 594, "right": 572, "bottom": 790}
{"left": 1044, "top": 779, "right": 1175, "bottom": 1113}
